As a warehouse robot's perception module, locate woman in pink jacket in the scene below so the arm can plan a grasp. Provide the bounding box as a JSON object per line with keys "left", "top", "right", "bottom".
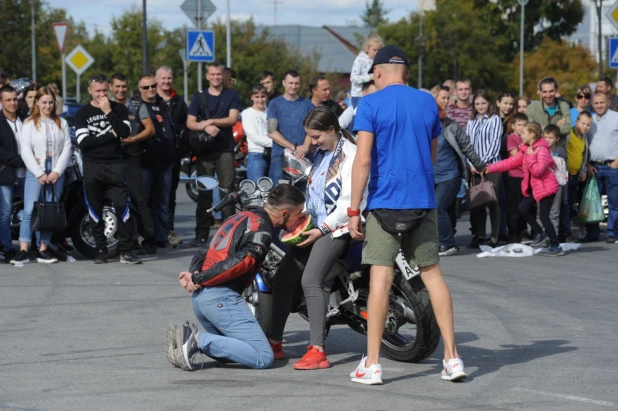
{"left": 486, "top": 122, "right": 563, "bottom": 256}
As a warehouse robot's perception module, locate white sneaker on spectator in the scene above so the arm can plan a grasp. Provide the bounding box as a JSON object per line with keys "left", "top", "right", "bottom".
{"left": 441, "top": 357, "right": 467, "bottom": 381}
{"left": 350, "top": 356, "right": 383, "bottom": 385}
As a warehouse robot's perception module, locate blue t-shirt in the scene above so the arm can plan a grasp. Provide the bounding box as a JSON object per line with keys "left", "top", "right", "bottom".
{"left": 433, "top": 133, "right": 459, "bottom": 184}
{"left": 353, "top": 85, "right": 441, "bottom": 210}
{"left": 570, "top": 107, "right": 590, "bottom": 127}
{"left": 188, "top": 89, "right": 241, "bottom": 153}
{"left": 266, "top": 95, "right": 314, "bottom": 157}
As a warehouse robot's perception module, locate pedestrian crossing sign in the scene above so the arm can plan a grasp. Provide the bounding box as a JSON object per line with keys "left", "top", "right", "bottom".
{"left": 610, "top": 38, "right": 618, "bottom": 69}
{"left": 187, "top": 30, "right": 215, "bottom": 62}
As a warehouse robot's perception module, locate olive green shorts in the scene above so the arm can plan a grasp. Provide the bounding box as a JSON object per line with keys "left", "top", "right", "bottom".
{"left": 361, "top": 209, "right": 439, "bottom": 268}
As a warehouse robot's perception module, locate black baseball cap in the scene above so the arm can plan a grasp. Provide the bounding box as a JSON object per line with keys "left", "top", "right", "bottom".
{"left": 368, "top": 45, "right": 409, "bottom": 74}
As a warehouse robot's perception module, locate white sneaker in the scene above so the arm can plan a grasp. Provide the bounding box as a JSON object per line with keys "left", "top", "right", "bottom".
{"left": 441, "top": 357, "right": 467, "bottom": 381}
{"left": 350, "top": 355, "right": 383, "bottom": 385}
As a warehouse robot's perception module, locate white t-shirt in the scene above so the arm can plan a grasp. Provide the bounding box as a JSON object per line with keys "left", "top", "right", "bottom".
{"left": 241, "top": 107, "right": 272, "bottom": 153}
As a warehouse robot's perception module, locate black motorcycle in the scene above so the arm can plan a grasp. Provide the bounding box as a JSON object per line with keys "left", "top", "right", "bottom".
{"left": 200, "top": 176, "right": 441, "bottom": 363}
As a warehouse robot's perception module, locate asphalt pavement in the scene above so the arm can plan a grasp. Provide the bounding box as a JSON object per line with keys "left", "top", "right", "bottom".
{"left": 1, "top": 187, "right": 617, "bottom": 411}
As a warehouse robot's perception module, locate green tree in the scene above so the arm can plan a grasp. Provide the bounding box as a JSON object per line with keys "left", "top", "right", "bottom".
{"left": 206, "top": 18, "right": 320, "bottom": 106}
{"left": 475, "top": 0, "right": 585, "bottom": 61}
{"left": 361, "top": 0, "right": 389, "bottom": 28}
{"left": 379, "top": 0, "right": 512, "bottom": 94}
{"left": 513, "top": 36, "right": 598, "bottom": 99}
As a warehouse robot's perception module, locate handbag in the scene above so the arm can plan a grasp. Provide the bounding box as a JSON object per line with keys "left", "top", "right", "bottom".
{"left": 466, "top": 174, "right": 498, "bottom": 211}
{"left": 31, "top": 184, "right": 67, "bottom": 232}
{"left": 189, "top": 91, "right": 216, "bottom": 154}
{"left": 372, "top": 209, "right": 428, "bottom": 236}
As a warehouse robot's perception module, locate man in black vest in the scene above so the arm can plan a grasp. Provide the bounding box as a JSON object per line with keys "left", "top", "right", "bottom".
{"left": 137, "top": 74, "right": 177, "bottom": 248}
{"left": 0, "top": 86, "right": 25, "bottom": 263}
{"left": 110, "top": 73, "right": 157, "bottom": 255}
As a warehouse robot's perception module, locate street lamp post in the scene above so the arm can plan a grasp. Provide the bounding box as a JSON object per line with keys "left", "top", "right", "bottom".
{"left": 31, "top": 0, "right": 36, "bottom": 82}
{"left": 518, "top": 0, "right": 529, "bottom": 97}
{"left": 418, "top": 10, "right": 423, "bottom": 89}
{"left": 226, "top": 0, "right": 231, "bottom": 68}
{"left": 595, "top": 0, "right": 604, "bottom": 78}
{"left": 142, "top": 0, "right": 148, "bottom": 74}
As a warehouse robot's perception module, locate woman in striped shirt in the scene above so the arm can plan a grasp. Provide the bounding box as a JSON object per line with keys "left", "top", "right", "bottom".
{"left": 466, "top": 90, "right": 503, "bottom": 247}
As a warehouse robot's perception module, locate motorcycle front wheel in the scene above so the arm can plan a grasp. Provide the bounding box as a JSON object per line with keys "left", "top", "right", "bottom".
{"left": 244, "top": 281, "right": 273, "bottom": 335}
{"left": 69, "top": 201, "right": 119, "bottom": 259}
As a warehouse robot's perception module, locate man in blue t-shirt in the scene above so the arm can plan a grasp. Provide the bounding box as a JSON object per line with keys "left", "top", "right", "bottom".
{"left": 267, "top": 70, "right": 314, "bottom": 184}
{"left": 347, "top": 46, "right": 468, "bottom": 384}
{"left": 186, "top": 61, "right": 241, "bottom": 246}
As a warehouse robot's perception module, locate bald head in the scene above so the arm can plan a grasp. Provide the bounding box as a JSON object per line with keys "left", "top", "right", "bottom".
{"left": 593, "top": 92, "right": 609, "bottom": 116}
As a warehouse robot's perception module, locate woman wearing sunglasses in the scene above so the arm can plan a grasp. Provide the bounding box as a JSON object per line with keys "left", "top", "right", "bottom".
{"left": 570, "top": 85, "right": 592, "bottom": 127}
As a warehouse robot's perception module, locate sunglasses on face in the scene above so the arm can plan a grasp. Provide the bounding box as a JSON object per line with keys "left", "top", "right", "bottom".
{"left": 141, "top": 84, "right": 157, "bottom": 90}
{"left": 576, "top": 94, "right": 591, "bottom": 100}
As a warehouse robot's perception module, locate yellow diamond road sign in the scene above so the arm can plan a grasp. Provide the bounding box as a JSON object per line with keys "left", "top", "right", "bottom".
{"left": 607, "top": 0, "right": 618, "bottom": 32}
{"left": 65, "top": 45, "right": 94, "bottom": 75}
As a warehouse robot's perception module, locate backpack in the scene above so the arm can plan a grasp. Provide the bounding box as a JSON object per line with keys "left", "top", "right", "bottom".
{"left": 551, "top": 155, "right": 568, "bottom": 186}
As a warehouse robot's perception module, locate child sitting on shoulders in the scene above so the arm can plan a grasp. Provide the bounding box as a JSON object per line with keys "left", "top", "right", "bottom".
{"left": 349, "top": 34, "right": 383, "bottom": 108}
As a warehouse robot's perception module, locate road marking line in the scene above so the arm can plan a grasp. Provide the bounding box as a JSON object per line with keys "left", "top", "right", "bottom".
{"left": 513, "top": 388, "right": 617, "bottom": 407}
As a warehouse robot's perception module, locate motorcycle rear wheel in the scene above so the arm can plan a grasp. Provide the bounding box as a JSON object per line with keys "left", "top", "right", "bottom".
{"left": 69, "top": 202, "right": 119, "bottom": 259}
{"left": 378, "top": 273, "right": 441, "bottom": 363}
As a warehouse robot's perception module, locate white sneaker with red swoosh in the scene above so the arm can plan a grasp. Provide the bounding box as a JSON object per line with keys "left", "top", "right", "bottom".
{"left": 441, "top": 357, "right": 467, "bottom": 381}
{"left": 350, "top": 356, "right": 383, "bottom": 385}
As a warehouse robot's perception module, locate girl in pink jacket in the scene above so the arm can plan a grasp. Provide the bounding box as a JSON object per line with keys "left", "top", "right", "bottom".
{"left": 487, "top": 122, "right": 563, "bottom": 256}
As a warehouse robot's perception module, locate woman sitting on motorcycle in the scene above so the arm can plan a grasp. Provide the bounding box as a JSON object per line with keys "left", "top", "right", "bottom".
{"left": 9, "top": 86, "right": 71, "bottom": 265}
{"left": 267, "top": 106, "right": 366, "bottom": 370}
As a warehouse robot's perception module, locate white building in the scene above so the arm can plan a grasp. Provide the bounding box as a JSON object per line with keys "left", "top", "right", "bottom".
{"left": 568, "top": 0, "right": 618, "bottom": 63}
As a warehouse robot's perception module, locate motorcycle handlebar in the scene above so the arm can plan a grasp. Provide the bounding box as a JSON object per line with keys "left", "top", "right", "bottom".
{"left": 207, "top": 193, "right": 239, "bottom": 214}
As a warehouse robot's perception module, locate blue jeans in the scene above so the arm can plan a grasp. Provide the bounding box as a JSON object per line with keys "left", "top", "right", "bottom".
{"left": 0, "top": 184, "right": 14, "bottom": 250}
{"left": 246, "top": 152, "right": 269, "bottom": 184}
{"left": 191, "top": 286, "right": 274, "bottom": 369}
{"left": 435, "top": 177, "right": 461, "bottom": 248}
{"left": 587, "top": 165, "right": 618, "bottom": 238}
{"left": 142, "top": 164, "right": 172, "bottom": 243}
{"left": 20, "top": 159, "right": 65, "bottom": 245}
{"left": 268, "top": 155, "right": 284, "bottom": 185}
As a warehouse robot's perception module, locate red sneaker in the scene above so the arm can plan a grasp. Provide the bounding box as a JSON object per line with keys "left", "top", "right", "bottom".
{"left": 270, "top": 341, "right": 286, "bottom": 360}
{"left": 293, "top": 346, "right": 330, "bottom": 370}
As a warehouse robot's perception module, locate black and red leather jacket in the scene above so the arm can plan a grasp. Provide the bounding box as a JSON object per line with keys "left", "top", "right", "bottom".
{"left": 189, "top": 208, "right": 273, "bottom": 294}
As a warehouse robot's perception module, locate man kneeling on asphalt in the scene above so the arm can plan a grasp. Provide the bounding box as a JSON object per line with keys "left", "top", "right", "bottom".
{"left": 167, "top": 184, "right": 306, "bottom": 370}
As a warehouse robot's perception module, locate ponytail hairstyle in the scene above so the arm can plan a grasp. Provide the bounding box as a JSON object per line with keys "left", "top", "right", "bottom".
{"left": 27, "top": 86, "right": 61, "bottom": 130}
{"left": 524, "top": 121, "right": 543, "bottom": 144}
{"left": 303, "top": 106, "right": 356, "bottom": 146}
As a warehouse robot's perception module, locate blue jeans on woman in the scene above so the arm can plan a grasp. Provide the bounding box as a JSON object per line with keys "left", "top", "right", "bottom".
{"left": 246, "top": 152, "right": 269, "bottom": 184}
{"left": 20, "top": 158, "right": 65, "bottom": 246}
{"left": 435, "top": 177, "right": 462, "bottom": 248}
{"left": 191, "top": 286, "right": 274, "bottom": 369}
{"left": 0, "top": 184, "right": 14, "bottom": 250}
